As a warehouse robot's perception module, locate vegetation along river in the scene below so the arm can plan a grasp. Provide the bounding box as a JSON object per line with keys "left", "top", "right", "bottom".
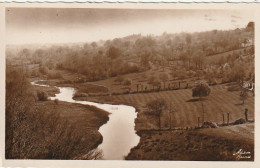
{"left": 31, "top": 81, "right": 140, "bottom": 160}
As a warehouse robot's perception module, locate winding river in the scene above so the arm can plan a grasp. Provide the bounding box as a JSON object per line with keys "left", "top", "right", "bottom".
{"left": 31, "top": 81, "right": 140, "bottom": 160}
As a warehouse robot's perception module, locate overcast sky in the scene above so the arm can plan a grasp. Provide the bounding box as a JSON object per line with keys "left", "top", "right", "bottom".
{"left": 6, "top": 8, "right": 254, "bottom": 45}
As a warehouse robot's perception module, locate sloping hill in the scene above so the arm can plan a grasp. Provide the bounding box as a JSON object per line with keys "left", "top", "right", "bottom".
{"left": 78, "top": 83, "right": 254, "bottom": 129}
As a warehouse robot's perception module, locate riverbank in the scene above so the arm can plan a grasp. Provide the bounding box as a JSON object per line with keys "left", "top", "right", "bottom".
{"left": 31, "top": 83, "right": 110, "bottom": 159}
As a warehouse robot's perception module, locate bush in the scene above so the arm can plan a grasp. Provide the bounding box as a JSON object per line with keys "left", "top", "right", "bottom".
{"left": 37, "top": 90, "right": 48, "bottom": 101}
{"left": 234, "top": 118, "right": 246, "bottom": 125}
{"left": 201, "top": 121, "right": 219, "bottom": 128}
{"left": 192, "top": 82, "right": 211, "bottom": 98}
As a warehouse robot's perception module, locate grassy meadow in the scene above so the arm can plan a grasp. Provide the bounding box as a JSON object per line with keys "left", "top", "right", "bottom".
{"left": 75, "top": 82, "right": 254, "bottom": 130}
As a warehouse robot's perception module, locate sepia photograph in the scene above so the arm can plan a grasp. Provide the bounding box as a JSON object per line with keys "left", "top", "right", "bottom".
{"left": 3, "top": 4, "right": 256, "bottom": 164}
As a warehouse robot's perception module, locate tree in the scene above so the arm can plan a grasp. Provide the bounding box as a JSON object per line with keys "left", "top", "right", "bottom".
{"left": 167, "top": 102, "right": 176, "bottom": 130}
{"left": 179, "top": 51, "right": 188, "bottom": 66}
{"left": 177, "top": 68, "right": 188, "bottom": 81}
{"left": 229, "top": 63, "right": 246, "bottom": 85}
{"left": 192, "top": 81, "right": 211, "bottom": 123}
{"left": 91, "top": 42, "right": 97, "bottom": 48}
{"left": 107, "top": 46, "right": 121, "bottom": 76}
{"left": 140, "top": 50, "right": 151, "bottom": 69}
{"left": 123, "top": 78, "right": 132, "bottom": 92}
{"left": 185, "top": 34, "right": 192, "bottom": 68}
{"left": 240, "top": 89, "right": 248, "bottom": 104}
{"left": 83, "top": 43, "right": 89, "bottom": 49}
{"left": 185, "top": 34, "right": 192, "bottom": 45}
{"left": 20, "top": 48, "right": 30, "bottom": 59}
{"left": 147, "top": 98, "right": 167, "bottom": 130}
{"left": 148, "top": 75, "right": 156, "bottom": 90}
{"left": 193, "top": 50, "right": 205, "bottom": 70}
{"left": 192, "top": 82, "right": 211, "bottom": 99}
{"left": 148, "top": 75, "right": 161, "bottom": 91}
{"left": 246, "top": 21, "right": 254, "bottom": 30}
{"left": 159, "top": 73, "right": 169, "bottom": 89}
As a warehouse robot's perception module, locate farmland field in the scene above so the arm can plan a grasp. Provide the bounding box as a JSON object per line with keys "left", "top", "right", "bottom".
{"left": 76, "top": 83, "right": 254, "bottom": 129}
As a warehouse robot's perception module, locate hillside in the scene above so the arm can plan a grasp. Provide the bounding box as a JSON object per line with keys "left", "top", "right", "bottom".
{"left": 126, "top": 123, "right": 254, "bottom": 160}
{"left": 75, "top": 83, "right": 254, "bottom": 130}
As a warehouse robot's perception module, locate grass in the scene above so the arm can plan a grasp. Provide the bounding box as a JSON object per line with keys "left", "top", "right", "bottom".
{"left": 36, "top": 100, "right": 109, "bottom": 159}
{"left": 30, "top": 83, "right": 110, "bottom": 159}
{"left": 75, "top": 83, "right": 254, "bottom": 130}
{"left": 126, "top": 123, "right": 254, "bottom": 160}
{"left": 33, "top": 83, "right": 110, "bottom": 129}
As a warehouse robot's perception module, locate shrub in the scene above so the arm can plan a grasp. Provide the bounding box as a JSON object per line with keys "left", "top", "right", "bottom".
{"left": 201, "top": 121, "right": 219, "bottom": 128}
{"left": 234, "top": 118, "right": 246, "bottom": 125}
{"left": 192, "top": 81, "right": 211, "bottom": 98}
{"left": 37, "top": 90, "right": 48, "bottom": 101}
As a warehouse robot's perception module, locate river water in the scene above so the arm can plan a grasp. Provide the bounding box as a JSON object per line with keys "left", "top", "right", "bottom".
{"left": 31, "top": 81, "right": 140, "bottom": 160}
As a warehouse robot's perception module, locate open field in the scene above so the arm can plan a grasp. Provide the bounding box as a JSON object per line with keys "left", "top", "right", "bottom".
{"left": 126, "top": 123, "right": 254, "bottom": 160}
{"left": 75, "top": 83, "right": 254, "bottom": 130}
